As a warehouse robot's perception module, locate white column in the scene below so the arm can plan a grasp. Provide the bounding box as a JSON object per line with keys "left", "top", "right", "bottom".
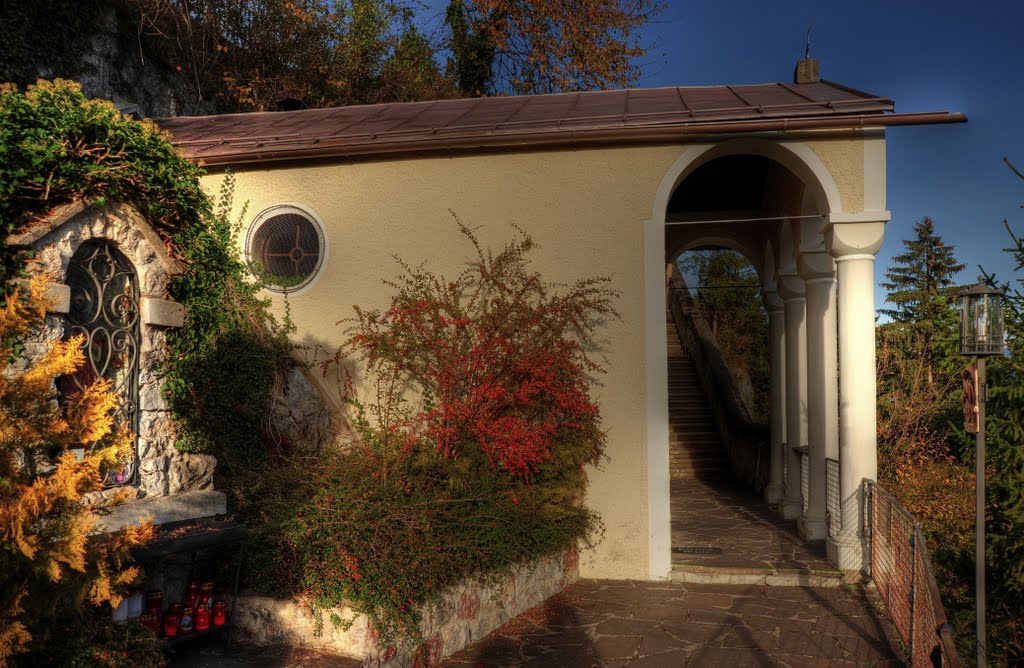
{"left": 777, "top": 274, "right": 807, "bottom": 521}
{"left": 825, "top": 220, "right": 886, "bottom": 571}
{"left": 797, "top": 252, "right": 838, "bottom": 541}
{"left": 763, "top": 289, "right": 786, "bottom": 505}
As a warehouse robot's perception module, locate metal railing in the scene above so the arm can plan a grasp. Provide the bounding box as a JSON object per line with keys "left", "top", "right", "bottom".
{"left": 825, "top": 458, "right": 840, "bottom": 537}
{"left": 781, "top": 446, "right": 788, "bottom": 492}
{"left": 865, "top": 480, "right": 961, "bottom": 667}
{"left": 798, "top": 448, "right": 809, "bottom": 513}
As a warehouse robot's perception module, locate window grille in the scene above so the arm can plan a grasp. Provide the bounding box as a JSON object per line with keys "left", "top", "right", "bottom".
{"left": 246, "top": 205, "right": 325, "bottom": 292}
{"left": 62, "top": 240, "right": 140, "bottom": 487}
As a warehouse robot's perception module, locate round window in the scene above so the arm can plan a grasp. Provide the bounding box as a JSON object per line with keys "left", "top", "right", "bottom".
{"left": 246, "top": 205, "right": 325, "bottom": 292}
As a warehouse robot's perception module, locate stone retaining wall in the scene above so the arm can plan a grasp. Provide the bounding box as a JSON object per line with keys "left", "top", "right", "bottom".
{"left": 233, "top": 545, "right": 580, "bottom": 667}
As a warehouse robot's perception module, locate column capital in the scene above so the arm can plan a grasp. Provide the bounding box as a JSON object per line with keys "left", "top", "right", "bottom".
{"left": 798, "top": 251, "right": 837, "bottom": 282}
{"left": 777, "top": 274, "right": 805, "bottom": 301}
{"left": 826, "top": 221, "right": 886, "bottom": 259}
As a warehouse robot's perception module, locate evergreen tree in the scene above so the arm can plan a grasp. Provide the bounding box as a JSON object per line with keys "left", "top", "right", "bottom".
{"left": 976, "top": 158, "right": 1024, "bottom": 663}
{"left": 879, "top": 216, "right": 965, "bottom": 384}
{"left": 0, "top": 277, "right": 153, "bottom": 664}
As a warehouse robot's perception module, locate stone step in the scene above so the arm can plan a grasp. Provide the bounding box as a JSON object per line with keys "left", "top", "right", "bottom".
{"left": 669, "top": 442, "right": 722, "bottom": 451}
{"left": 670, "top": 460, "right": 728, "bottom": 470}
{"left": 669, "top": 565, "right": 847, "bottom": 587}
{"left": 669, "top": 448, "right": 726, "bottom": 458}
{"left": 670, "top": 470, "right": 731, "bottom": 481}
{"left": 670, "top": 462, "right": 730, "bottom": 472}
{"left": 668, "top": 430, "right": 719, "bottom": 436}
{"left": 669, "top": 447, "right": 722, "bottom": 455}
{"left": 670, "top": 465, "right": 728, "bottom": 475}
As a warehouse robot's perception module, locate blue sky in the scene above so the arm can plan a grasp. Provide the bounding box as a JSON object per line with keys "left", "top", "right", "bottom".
{"left": 634, "top": 0, "right": 1024, "bottom": 309}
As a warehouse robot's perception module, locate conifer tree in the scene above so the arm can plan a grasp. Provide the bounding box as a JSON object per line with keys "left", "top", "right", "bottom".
{"left": 0, "top": 276, "right": 153, "bottom": 664}
{"left": 879, "top": 216, "right": 965, "bottom": 384}
{"left": 977, "top": 158, "right": 1024, "bottom": 663}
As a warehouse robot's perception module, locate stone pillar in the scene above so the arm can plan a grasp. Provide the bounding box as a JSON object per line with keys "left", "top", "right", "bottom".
{"left": 797, "top": 252, "right": 838, "bottom": 541}
{"left": 763, "top": 289, "right": 786, "bottom": 506}
{"left": 777, "top": 274, "right": 807, "bottom": 521}
{"left": 825, "top": 220, "right": 886, "bottom": 570}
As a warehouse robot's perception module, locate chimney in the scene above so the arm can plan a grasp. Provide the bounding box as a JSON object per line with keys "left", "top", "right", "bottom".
{"left": 794, "top": 57, "right": 819, "bottom": 84}
{"left": 794, "top": 26, "right": 819, "bottom": 83}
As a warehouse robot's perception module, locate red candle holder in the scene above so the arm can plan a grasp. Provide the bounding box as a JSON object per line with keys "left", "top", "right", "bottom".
{"left": 200, "top": 582, "right": 215, "bottom": 607}
{"left": 212, "top": 601, "right": 227, "bottom": 627}
{"left": 163, "top": 608, "right": 179, "bottom": 638}
{"left": 195, "top": 604, "right": 211, "bottom": 631}
{"left": 185, "top": 582, "right": 200, "bottom": 610}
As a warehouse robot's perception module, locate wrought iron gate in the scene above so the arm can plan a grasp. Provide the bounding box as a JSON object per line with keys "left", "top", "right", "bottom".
{"left": 63, "top": 240, "right": 140, "bottom": 486}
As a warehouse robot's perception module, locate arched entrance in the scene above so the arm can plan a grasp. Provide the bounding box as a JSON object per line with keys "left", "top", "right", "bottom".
{"left": 644, "top": 138, "right": 884, "bottom": 577}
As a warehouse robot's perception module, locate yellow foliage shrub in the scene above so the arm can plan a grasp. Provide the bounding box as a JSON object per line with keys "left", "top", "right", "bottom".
{"left": 0, "top": 275, "right": 153, "bottom": 666}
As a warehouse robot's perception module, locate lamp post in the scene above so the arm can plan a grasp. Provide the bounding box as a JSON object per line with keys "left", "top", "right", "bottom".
{"left": 959, "top": 281, "right": 1005, "bottom": 668}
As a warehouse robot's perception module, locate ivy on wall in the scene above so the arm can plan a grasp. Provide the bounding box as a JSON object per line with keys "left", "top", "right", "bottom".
{"left": 0, "top": 79, "right": 289, "bottom": 469}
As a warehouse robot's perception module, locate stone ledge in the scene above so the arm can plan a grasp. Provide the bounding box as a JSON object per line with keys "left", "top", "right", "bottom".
{"left": 95, "top": 490, "right": 227, "bottom": 532}
{"left": 10, "top": 279, "right": 71, "bottom": 314}
{"left": 141, "top": 297, "right": 185, "bottom": 328}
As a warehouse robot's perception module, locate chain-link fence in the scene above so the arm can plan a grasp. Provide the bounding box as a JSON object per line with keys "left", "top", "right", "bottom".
{"left": 865, "top": 480, "right": 960, "bottom": 667}
{"left": 799, "top": 449, "right": 809, "bottom": 513}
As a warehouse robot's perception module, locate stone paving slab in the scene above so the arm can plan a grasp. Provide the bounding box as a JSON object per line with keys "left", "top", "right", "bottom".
{"left": 168, "top": 635, "right": 361, "bottom": 668}
{"left": 441, "top": 580, "right": 906, "bottom": 667}
{"left": 670, "top": 479, "right": 836, "bottom": 575}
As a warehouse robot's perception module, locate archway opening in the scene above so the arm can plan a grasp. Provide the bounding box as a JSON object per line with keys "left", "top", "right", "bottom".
{"left": 661, "top": 151, "right": 827, "bottom": 575}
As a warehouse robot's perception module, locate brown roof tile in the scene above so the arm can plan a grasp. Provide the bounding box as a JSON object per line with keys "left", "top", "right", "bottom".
{"left": 157, "top": 81, "right": 964, "bottom": 166}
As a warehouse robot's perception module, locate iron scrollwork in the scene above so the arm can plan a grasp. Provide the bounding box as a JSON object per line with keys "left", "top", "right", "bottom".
{"left": 62, "top": 240, "right": 140, "bottom": 487}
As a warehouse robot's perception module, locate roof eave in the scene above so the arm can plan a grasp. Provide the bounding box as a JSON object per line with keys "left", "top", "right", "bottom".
{"left": 181, "top": 111, "right": 967, "bottom": 168}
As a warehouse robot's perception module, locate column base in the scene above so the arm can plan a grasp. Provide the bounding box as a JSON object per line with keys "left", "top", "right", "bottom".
{"left": 780, "top": 500, "right": 802, "bottom": 520}
{"left": 826, "top": 532, "right": 868, "bottom": 572}
{"left": 764, "top": 482, "right": 784, "bottom": 505}
{"left": 798, "top": 514, "right": 828, "bottom": 541}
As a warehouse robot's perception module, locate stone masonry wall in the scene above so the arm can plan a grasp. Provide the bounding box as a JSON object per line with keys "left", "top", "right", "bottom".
{"left": 233, "top": 546, "right": 580, "bottom": 667}
{"left": 11, "top": 201, "right": 214, "bottom": 501}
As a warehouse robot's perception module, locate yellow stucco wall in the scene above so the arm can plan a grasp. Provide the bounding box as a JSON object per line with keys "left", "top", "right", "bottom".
{"left": 807, "top": 138, "right": 865, "bottom": 213}
{"left": 201, "top": 134, "right": 871, "bottom": 580}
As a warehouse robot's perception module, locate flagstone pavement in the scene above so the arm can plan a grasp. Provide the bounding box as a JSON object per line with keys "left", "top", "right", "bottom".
{"left": 440, "top": 579, "right": 905, "bottom": 667}
{"left": 172, "top": 477, "right": 905, "bottom": 667}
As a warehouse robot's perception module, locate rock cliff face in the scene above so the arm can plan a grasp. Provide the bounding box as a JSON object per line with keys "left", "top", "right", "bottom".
{"left": 74, "top": 7, "right": 178, "bottom": 118}
{"left": 25, "top": 3, "right": 207, "bottom": 118}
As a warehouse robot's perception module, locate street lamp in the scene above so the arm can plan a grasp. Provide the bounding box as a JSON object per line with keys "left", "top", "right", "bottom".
{"left": 959, "top": 281, "right": 1005, "bottom": 668}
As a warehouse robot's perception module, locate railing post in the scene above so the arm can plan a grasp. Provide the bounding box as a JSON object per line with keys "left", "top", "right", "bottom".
{"left": 864, "top": 480, "right": 873, "bottom": 577}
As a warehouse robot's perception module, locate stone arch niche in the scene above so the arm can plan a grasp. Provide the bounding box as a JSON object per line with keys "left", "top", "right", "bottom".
{"left": 8, "top": 201, "right": 223, "bottom": 523}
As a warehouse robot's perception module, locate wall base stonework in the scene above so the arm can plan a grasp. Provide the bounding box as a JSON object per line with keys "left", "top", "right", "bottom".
{"left": 233, "top": 546, "right": 580, "bottom": 667}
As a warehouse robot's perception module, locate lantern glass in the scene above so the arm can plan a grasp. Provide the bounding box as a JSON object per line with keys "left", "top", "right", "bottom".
{"left": 960, "top": 284, "right": 1005, "bottom": 356}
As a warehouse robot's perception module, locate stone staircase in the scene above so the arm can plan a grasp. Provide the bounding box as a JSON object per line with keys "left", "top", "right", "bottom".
{"left": 666, "top": 312, "right": 730, "bottom": 481}
{"left": 667, "top": 308, "right": 843, "bottom": 587}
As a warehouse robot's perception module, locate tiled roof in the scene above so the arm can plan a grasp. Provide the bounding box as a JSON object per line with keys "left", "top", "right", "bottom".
{"left": 158, "top": 81, "right": 964, "bottom": 166}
